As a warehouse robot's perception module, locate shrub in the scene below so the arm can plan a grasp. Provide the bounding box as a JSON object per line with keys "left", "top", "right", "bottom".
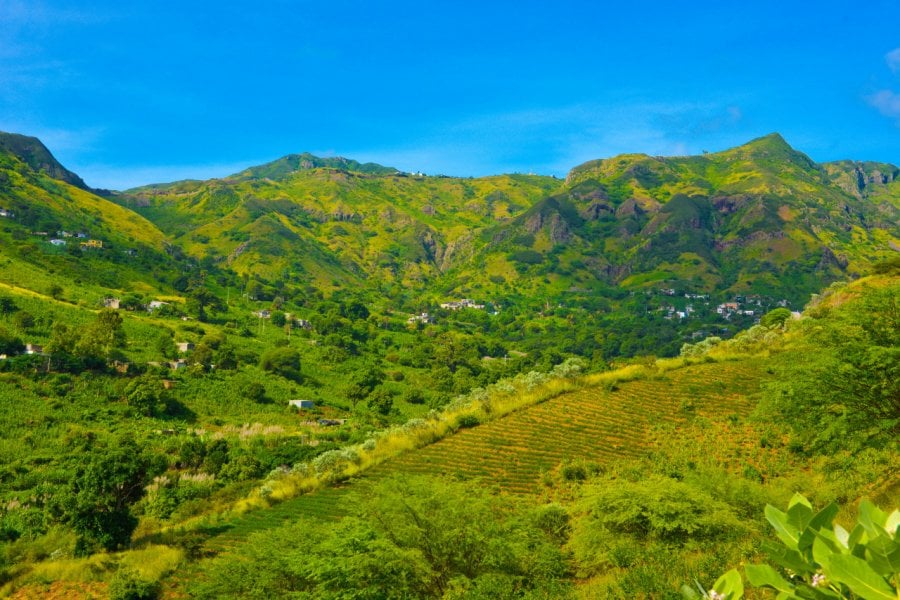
{"left": 456, "top": 414, "right": 480, "bottom": 429}
{"left": 108, "top": 568, "right": 160, "bottom": 600}
{"left": 259, "top": 347, "right": 302, "bottom": 381}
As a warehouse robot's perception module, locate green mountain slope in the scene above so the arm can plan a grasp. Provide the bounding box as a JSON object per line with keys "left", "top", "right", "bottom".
{"left": 0, "top": 139, "right": 181, "bottom": 298}
{"left": 0, "top": 131, "right": 88, "bottom": 190}
{"left": 460, "top": 133, "right": 899, "bottom": 302}
{"left": 114, "top": 165, "right": 562, "bottom": 289}
{"left": 106, "top": 134, "right": 900, "bottom": 308}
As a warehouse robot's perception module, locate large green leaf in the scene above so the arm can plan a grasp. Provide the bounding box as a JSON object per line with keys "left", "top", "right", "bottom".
{"left": 825, "top": 553, "right": 896, "bottom": 600}
{"left": 745, "top": 564, "right": 794, "bottom": 593}
{"left": 813, "top": 535, "right": 838, "bottom": 571}
{"left": 763, "top": 540, "right": 812, "bottom": 573}
{"left": 865, "top": 533, "right": 900, "bottom": 577}
{"left": 767, "top": 505, "right": 802, "bottom": 551}
{"left": 712, "top": 568, "right": 744, "bottom": 599}
{"left": 859, "top": 500, "right": 888, "bottom": 537}
{"left": 799, "top": 503, "right": 839, "bottom": 552}
{"left": 787, "top": 494, "right": 815, "bottom": 531}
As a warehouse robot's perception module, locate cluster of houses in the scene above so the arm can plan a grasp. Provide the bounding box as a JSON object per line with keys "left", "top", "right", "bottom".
{"left": 662, "top": 304, "right": 696, "bottom": 320}
{"left": 405, "top": 298, "right": 489, "bottom": 324}
{"left": 36, "top": 230, "right": 103, "bottom": 249}
{"left": 252, "top": 310, "right": 312, "bottom": 329}
{"left": 651, "top": 287, "right": 790, "bottom": 322}
{"left": 716, "top": 302, "right": 755, "bottom": 318}
{"left": 439, "top": 298, "right": 486, "bottom": 310}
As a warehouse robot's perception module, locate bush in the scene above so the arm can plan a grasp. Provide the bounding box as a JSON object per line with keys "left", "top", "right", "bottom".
{"left": 108, "top": 568, "right": 160, "bottom": 600}
{"left": 456, "top": 414, "right": 480, "bottom": 429}
{"left": 259, "top": 347, "right": 302, "bottom": 382}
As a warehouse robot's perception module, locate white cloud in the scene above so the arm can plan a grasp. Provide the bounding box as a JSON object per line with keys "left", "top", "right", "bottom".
{"left": 868, "top": 90, "right": 900, "bottom": 121}
{"left": 340, "top": 101, "right": 751, "bottom": 178}
{"left": 887, "top": 48, "right": 900, "bottom": 73}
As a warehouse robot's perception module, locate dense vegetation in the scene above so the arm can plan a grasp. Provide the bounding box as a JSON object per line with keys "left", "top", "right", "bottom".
{"left": 0, "top": 131, "right": 896, "bottom": 597}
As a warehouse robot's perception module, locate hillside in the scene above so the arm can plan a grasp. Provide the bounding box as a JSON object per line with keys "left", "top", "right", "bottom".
{"left": 0, "top": 130, "right": 896, "bottom": 597}
{"left": 171, "top": 272, "right": 897, "bottom": 598}
{"left": 114, "top": 166, "right": 562, "bottom": 290}
{"left": 467, "top": 134, "right": 899, "bottom": 302}
{"left": 0, "top": 132, "right": 88, "bottom": 190}
{"left": 105, "top": 133, "right": 900, "bottom": 322}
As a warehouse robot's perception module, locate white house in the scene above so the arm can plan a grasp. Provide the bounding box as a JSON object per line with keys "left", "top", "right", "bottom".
{"left": 289, "top": 399, "right": 315, "bottom": 410}
{"left": 148, "top": 300, "right": 170, "bottom": 312}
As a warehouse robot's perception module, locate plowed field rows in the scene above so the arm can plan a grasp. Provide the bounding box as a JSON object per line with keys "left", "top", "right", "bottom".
{"left": 196, "top": 360, "right": 763, "bottom": 554}
{"left": 365, "top": 360, "right": 761, "bottom": 493}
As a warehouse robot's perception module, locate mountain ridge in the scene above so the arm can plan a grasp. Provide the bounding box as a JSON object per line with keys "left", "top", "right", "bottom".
{"left": 0, "top": 131, "right": 89, "bottom": 190}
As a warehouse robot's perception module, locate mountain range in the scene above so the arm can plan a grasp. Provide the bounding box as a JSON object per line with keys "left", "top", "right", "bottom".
{"left": 0, "top": 130, "right": 897, "bottom": 309}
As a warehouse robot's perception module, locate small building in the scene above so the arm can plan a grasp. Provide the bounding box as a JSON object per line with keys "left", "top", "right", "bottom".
{"left": 103, "top": 297, "right": 121, "bottom": 309}
{"left": 289, "top": 399, "right": 315, "bottom": 410}
{"left": 0, "top": 208, "right": 13, "bottom": 218}
{"left": 169, "top": 359, "right": 187, "bottom": 370}
{"left": 176, "top": 342, "right": 194, "bottom": 353}
{"left": 407, "top": 312, "right": 433, "bottom": 324}
{"left": 49, "top": 238, "right": 66, "bottom": 247}
{"left": 148, "top": 300, "right": 170, "bottom": 312}
{"left": 296, "top": 318, "right": 312, "bottom": 329}
{"left": 254, "top": 309, "right": 271, "bottom": 319}
{"left": 24, "top": 344, "right": 44, "bottom": 355}
{"left": 80, "top": 239, "right": 103, "bottom": 249}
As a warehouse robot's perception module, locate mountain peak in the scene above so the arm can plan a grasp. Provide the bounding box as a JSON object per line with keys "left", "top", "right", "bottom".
{"left": 230, "top": 152, "right": 398, "bottom": 181}
{"left": 739, "top": 132, "right": 793, "bottom": 152}
{"left": 0, "top": 131, "right": 89, "bottom": 189}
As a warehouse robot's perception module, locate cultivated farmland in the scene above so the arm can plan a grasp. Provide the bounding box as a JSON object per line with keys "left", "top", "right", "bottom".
{"left": 197, "top": 359, "right": 764, "bottom": 550}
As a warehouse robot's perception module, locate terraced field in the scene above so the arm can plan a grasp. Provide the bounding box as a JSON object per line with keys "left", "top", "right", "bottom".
{"left": 195, "top": 359, "right": 764, "bottom": 553}
{"left": 365, "top": 359, "right": 762, "bottom": 494}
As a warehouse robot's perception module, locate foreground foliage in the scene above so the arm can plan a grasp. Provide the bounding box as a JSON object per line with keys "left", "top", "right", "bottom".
{"left": 191, "top": 476, "right": 572, "bottom": 599}
{"left": 684, "top": 494, "right": 899, "bottom": 600}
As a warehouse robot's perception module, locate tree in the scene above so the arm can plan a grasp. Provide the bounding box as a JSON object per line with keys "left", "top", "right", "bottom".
{"left": 259, "top": 346, "right": 302, "bottom": 381}
{"left": 760, "top": 307, "right": 791, "bottom": 329}
{"left": 345, "top": 362, "right": 383, "bottom": 408}
{"left": 46, "top": 322, "right": 78, "bottom": 355}
{"left": 12, "top": 311, "right": 34, "bottom": 332}
{"left": 47, "top": 283, "right": 63, "bottom": 300}
{"left": 124, "top": 376, "right": 163, "bottom": 417}
{"left": 64, "top": 438, "right": 159, "bottom": 555}
{"left": 76, "top": 309, "right": 126, "bottom": 361}
{"left": 0, "top": 296, "right": 17, "bottom": 315}
{"left": 242, "top": 381, "right": 267, "bottom": 403}
{"left": 0, "top": 326, "right": 23, "bottom": 355}
{"left": 367, "top": 386, "right": 394, "bottom": 415}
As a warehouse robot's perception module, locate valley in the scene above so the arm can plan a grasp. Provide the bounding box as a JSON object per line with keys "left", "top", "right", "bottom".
{"left": 0, "top": 130, "right": 896, "bottom": 598}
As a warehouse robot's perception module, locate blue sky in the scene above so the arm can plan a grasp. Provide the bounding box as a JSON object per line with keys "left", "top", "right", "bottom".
{"left": 2, "top": 0, "right": 899, "bottom": 189}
